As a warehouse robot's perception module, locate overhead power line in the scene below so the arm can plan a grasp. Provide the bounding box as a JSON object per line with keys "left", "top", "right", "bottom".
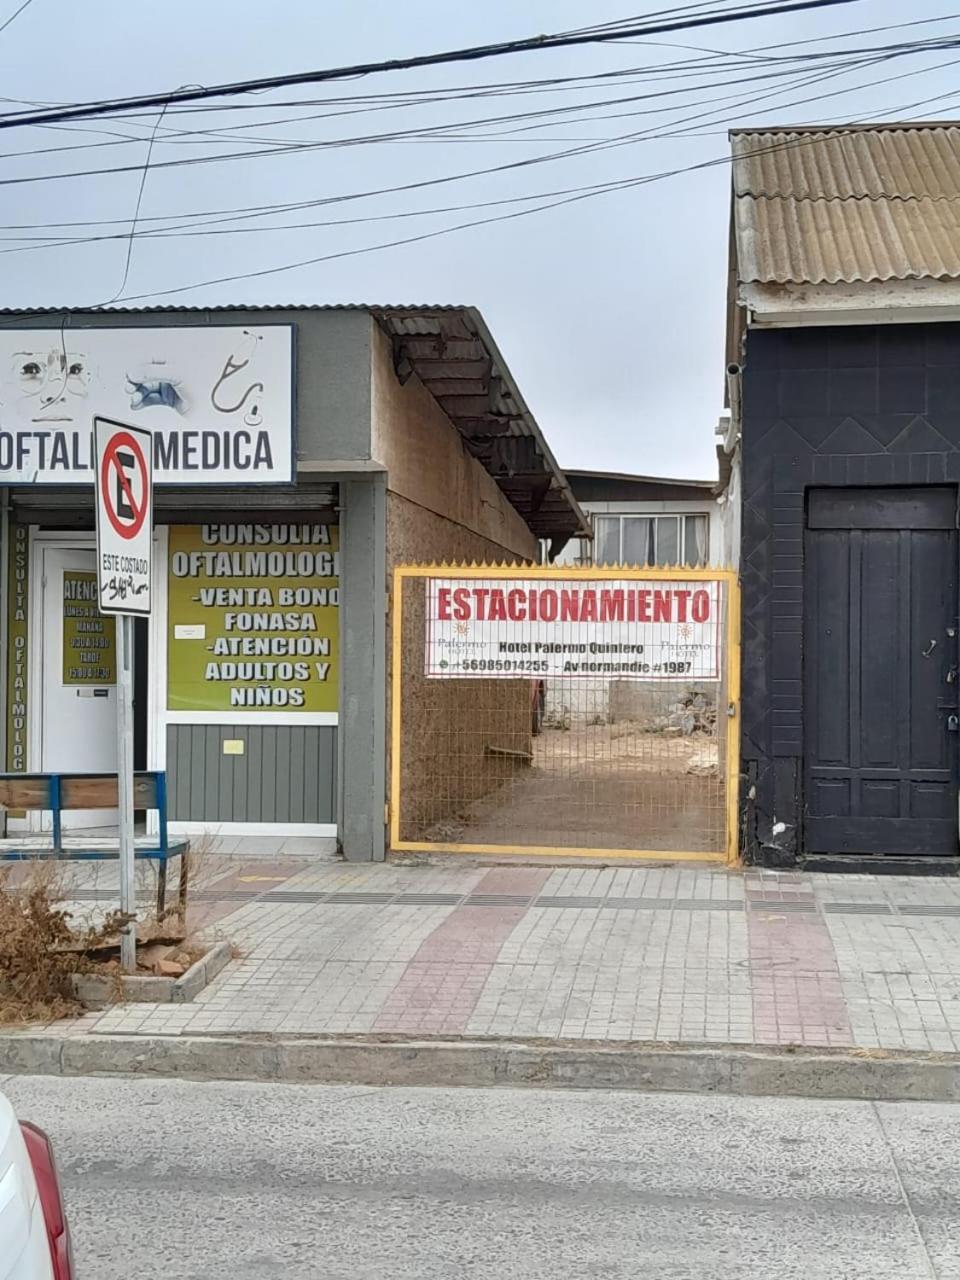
{"left": 0, "top": 32, "right": 948, "bottom": 194}
{"left": 102, "top": 70, "right": 960, "bottom": 307}
{"left": 0, "top": 0, "right": 867, "bottom": 131}
{"left": 0, "top": 32, "right": 953, "bottom": 260}
{"left": 0, "top": 12, "right": 954, "bottom": 234}
{"left": 0, "top": 0, "right": 34, "bottom": 37}
{"left": 0, "top": 36, "right": 936, "bottom": 166}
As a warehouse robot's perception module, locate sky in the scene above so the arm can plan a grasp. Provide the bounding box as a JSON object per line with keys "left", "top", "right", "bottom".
{"left": 0, "top": 0, "right": 959, "bottom": 479}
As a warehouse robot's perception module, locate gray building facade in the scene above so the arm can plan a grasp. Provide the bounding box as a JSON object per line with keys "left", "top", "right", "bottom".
{"left": 0, "top": 304, "right": 584, "bottom": 861}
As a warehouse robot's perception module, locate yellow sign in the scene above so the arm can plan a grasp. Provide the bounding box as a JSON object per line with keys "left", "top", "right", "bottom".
{"left": 6, "top": 524, "right": 28, "bottom": 772}
{"left": 167, "top": 524, "right": 339, "bottom": 714}
{"left": 62, "top": 570, "right": 116, "bottom": 686}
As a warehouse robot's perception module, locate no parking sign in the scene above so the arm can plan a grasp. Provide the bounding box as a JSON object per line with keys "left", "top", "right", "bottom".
{"left": 94, "top": 416, "right": 152, "bottom": 617}
{"left": 92, "top": 415, "right": 153, "bottom": 973}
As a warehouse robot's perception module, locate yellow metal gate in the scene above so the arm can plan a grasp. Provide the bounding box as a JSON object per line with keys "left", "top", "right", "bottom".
{"left": 390, "top": 564, "right": 740, "bottom": 862}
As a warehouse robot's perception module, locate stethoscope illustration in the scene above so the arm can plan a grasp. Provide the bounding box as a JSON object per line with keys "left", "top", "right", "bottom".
{"left": 210, "top": 353, "right": 264, "bottom": 424}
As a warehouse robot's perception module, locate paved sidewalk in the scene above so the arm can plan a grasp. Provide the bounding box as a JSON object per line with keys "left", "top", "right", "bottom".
{"left": 21, "top": 856, "right": 960, "bottom": 1055}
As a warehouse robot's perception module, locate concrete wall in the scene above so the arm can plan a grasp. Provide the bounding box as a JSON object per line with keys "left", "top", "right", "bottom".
{"left": 370, "top": 324, "right": 536, "bottom": 562}
{"left": 387, "top": 501, "right": 538, "bottom": 843}
{"left": 338, "top": 474, "right": 386, "bottom": 862}
{"left": 372, "top": 325, "right": 539, "bottom": 845}
{"left": 718, "top": 446, "right": 742, "bottom": 569}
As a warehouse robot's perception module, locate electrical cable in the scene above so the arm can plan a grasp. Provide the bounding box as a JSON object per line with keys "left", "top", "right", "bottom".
{"left": 104, "top": 78, "right": 960, "bottom": 304}
{"left": 0, "top": 15, "right": 952, "bottom": 164}
{"left": 0, "top": 0, "right": 34, "bottom": 37}
{"left": 0, "top": 37, "right": 953, "bottom": 263}
{"left": 0, "top": 33, "right": 948, "bottom": 193}
{"left": 0, "top": 0, "right": 868, "bottom": 131}
{"left": 104, "top": 102, "right": 169, "bottom": 303}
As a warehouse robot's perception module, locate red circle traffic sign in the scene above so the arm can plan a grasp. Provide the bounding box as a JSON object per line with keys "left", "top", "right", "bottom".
{"left": 100, "top": 431, "right": 148, "bottom": 539}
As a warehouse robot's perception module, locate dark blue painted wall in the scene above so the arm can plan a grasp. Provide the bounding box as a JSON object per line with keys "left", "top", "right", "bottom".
{"left": 740, "top": 323, "right": 960, "bottom": 866}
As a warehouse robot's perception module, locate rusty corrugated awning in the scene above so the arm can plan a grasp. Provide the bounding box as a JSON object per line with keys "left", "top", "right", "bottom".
{"left": 371, "top": 305, "right": 588, "bottom": 541}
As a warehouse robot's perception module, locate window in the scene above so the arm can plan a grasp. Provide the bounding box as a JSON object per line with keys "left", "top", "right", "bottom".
{"left": 591, "top": 513, "right": 709, "bottom": 567}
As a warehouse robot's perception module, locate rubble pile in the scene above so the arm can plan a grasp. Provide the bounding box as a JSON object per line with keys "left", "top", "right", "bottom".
{"left": 648, "top": 690, "right": 718, "bottom": 737}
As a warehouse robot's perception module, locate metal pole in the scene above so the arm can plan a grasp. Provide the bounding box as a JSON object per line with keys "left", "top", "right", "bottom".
{"left": 116, "top": 613, "right": 136, "bottom": 973}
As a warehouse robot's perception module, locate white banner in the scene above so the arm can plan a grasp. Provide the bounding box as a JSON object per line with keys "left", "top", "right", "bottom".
{"left": 0, "top": 325, "right": 293, "bottom": 485}
{"left": 425, "top": 577, "right": 722, "bottom": 681}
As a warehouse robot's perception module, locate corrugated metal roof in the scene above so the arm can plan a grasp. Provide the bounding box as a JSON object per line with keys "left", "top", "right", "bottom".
{"left": 731, "top": 125, "right": 960, "bottom": 285}
{"left": 0, "top": 302, "right": 468, "bottom": 314}
{"left": 565, "top": 468, "right": 714, "bottom": 488}
{"left": 732, "top": 127, "right": 960, "bottom": 199}
{"left": 737, "top": 192, "right": 960, "bottom": 285}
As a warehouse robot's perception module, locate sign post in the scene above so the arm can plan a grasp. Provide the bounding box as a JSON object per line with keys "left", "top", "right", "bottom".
{"left": 93, "top": 417, "right": 152, "bottom": 974}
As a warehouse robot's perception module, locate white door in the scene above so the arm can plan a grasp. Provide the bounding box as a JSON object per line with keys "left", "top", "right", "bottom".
{"left": 40, "top": 545, "right": 118, "bottom": 830}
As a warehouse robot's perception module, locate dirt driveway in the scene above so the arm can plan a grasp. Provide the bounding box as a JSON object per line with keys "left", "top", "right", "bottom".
{"left": 424, "top": 724, "right": 725, "bottom": 854}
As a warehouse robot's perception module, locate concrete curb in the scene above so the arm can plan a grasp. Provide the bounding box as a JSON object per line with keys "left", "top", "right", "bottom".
{"left": 172, "top": 940, "right": 233, "bottom": 1003}
{"left": 1, "top": 1033, "right": 959, "bottom": 1101}
{"left": 69, "top": 940, "right": 235, "bottom": 1009}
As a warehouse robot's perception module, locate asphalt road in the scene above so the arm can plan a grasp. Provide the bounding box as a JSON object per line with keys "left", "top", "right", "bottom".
{"left": 4, "top": 1073, "right": 960, "bottom": 1278}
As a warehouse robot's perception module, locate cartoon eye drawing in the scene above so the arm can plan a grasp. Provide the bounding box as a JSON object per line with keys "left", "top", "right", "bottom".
{"left": 11, "top": 348, "right": 91, "bottom": 420}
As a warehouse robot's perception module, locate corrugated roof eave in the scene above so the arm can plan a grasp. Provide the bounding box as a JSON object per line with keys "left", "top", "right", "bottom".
{"left": 731, "top": 124, "right": 960, "bottom": 286}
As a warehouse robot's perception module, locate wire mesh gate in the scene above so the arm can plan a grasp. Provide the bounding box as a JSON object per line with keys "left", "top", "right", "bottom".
{"left": 389, "top": 565, "right": 740, "bottom": 862}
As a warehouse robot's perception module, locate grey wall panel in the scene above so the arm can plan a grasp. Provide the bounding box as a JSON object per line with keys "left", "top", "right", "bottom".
{"left": 338, "top": 476, "right": 387, "bottom": 862}
{"left": 166, "top": 724, "right": 337, "bottom": 823}
{"left": 245, "top": 726, "right": 262, "bottom": 822}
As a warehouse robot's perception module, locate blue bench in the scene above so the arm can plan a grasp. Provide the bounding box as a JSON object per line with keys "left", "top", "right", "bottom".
{"left": 0, "top": 770, "right": 189, "bottom": 919}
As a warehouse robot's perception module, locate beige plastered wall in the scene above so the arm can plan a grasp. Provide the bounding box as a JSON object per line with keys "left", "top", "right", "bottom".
{"left": 371, "top": 323, "right": 539, "bottom": 845}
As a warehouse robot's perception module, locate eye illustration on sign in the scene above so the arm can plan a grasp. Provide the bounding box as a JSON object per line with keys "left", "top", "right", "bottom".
{"left": 10, "top": 347, "right": 92, "bottom": 423}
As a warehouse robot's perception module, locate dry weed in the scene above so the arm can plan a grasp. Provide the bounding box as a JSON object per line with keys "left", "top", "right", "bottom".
{"left": 0, "top": 863, "right": 124, "bottom": 1024}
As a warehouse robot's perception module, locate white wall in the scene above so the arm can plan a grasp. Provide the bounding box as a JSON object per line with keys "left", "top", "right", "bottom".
{"left": 545, "top": 494, "right": 728, "bottom": 724}
{"left": 553, "top": 497, "right": 725, "bottom": 568}
{"left": 717, "top": 447, "right": 742, "bottom": 571}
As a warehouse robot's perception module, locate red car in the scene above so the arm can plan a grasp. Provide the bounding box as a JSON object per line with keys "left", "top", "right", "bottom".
{"left": 0, "top": 1090, "right": 75, "bottom": 1280}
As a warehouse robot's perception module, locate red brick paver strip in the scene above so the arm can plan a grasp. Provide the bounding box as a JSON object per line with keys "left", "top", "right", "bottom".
{"left": 373, "top": 868, "right": 550, "bottom": 1034}
{"left": 746, "top": 874, "right": 852, "bottom": 1046}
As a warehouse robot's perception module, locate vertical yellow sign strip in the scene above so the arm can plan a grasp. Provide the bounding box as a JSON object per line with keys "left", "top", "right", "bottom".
{"left": 6, "top": 524, "right": 28, "bottom": 773}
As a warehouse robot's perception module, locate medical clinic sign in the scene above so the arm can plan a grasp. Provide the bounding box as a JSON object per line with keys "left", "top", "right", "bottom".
{"left": 425, "top": 577, "right": 721, "bottom": 681}
{"left": 0, "top": 325, "right": 293, "bottom": 485}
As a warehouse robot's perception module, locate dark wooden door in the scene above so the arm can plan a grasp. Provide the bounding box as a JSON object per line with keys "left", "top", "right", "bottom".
{"left": 804, "top": 487, "right": 959, "bottom": 856}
